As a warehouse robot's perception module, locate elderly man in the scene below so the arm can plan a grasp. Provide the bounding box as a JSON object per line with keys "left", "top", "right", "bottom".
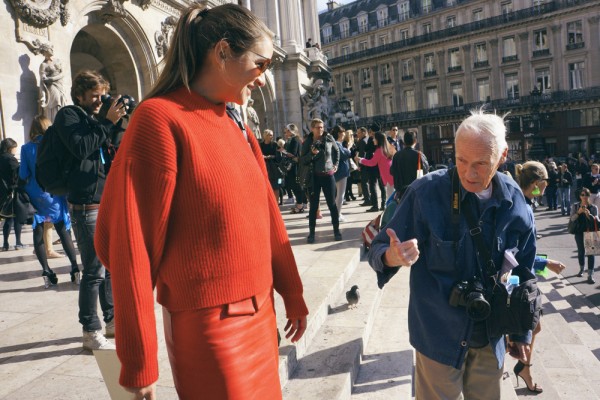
{"left": 369, "top": 110, "right": 536, "bottom": 399}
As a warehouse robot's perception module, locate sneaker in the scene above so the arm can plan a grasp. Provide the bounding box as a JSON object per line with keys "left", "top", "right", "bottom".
{"left": 14, "top": 244, "right": 28, "bottom": 250}
{"left": 105, "top": 319, "right": 115, "bottom": 338}
{"left": 334, "top": 232, "right": 343, "bottom": 241}
{"left": 577, "top": 270, "right": 584, "bottom": 278}
{"left": 338, "top": 214, "right": 347, "bottom": 223}
{"left": 83, "top": 330, "right": 115, "bottom": 351}
{"left": 588, "top": 276, "right": 596, "bottom": 284}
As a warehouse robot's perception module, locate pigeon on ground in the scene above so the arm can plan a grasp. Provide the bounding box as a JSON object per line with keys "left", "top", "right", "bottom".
{"left": 346, "top": 285, "right": 360, "bottom": 309}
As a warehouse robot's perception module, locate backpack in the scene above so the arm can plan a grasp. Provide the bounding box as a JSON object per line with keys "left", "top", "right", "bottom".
{"left": 35, "top": 106, "right": 82, "bottom": 196}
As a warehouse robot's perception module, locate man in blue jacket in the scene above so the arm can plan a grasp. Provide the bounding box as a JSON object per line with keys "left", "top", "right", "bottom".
{"left": 369, "top": 110, "right": 536, "bottom": 399}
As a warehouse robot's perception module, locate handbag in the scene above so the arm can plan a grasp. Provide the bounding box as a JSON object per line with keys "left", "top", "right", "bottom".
{"left": 0, "top": 189, "right": 16, "bottom": 218}
{"left": 584, "top": 218, "right": 600, "bottom": 256}
{"left": 568, "top": 216, "right": 585, "bottom": 234}
{"left": 416, "top": 152, "right": 424, "bottom": 179}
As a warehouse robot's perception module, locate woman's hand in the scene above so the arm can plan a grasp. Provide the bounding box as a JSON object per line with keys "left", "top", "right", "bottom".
{"left": 125, "top": 383, "right": 156, "bottom": 400}
{"left": 545, "top": 259, "right": 566, "bottom": 275}
{"left": 284, "top": 317, "right": 307, "bottom": 342}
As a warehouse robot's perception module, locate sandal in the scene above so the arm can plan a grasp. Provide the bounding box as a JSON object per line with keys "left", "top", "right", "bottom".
{"left": 291, "top": 205, "right": 305, "bottom": 214}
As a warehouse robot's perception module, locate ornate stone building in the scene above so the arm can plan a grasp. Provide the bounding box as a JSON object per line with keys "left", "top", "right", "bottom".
{"left": 0, "top": 0, "right": 328, "bottom": 146}
{"left": 320, "top": 0, "right": 600, "bottom": 163}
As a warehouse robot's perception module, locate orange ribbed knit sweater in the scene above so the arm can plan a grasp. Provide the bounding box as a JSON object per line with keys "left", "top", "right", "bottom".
{"left": 95, "top": 87, "right": 308, "bottom": 387}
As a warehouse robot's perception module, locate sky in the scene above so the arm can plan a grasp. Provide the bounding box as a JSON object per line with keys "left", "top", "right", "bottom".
{"left": 316, "top": 0, "right": 341, "bottom": 13}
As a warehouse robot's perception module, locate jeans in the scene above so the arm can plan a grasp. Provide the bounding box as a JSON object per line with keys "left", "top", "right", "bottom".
{"left": 335, "top": 177, "right": 347, "bottom": 216}
{"left": 558, "top": 187, "right": 571, "bottom": 215}
{"left": 70, "top": 208, "right": 113, "bottom": 332}
{"left": 308, "top": 174, "right": 339, "bottom": 234}
{"left": 545, "top": 187, "right": 557, "bottom": 209}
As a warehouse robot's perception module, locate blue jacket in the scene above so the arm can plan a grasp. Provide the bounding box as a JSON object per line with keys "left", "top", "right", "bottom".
{"left": 369, "top": 169, "right": 536, "bottom": 370}
{"left": 334, "top": 141, "right": 351, "bottom": 181}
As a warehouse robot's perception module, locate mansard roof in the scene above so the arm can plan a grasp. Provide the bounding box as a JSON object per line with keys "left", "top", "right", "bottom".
{"left": 319, "top": 0, "right": 400, "bottom": 26}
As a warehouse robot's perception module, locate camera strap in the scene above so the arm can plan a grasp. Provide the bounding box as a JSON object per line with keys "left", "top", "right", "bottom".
{"left": 451, "top": 168, "right": 497, "bottom": 280}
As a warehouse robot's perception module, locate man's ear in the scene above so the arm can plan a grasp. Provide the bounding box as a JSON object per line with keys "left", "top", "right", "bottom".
{"left": 498, "top": 147, "right": 509, "bottom": 165}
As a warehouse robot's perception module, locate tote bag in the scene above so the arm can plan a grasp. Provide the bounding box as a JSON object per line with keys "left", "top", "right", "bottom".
{"left": 416, "top": 152, "right": 424, "bottom": 179}
{"left": 584, "top": 218, "right": 600, "bottom": 256}
{"left": 0, "top": 189, "right": 15, "bottom": 218}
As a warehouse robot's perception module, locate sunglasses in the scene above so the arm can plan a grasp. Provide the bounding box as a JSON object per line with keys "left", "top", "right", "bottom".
{"left": 581, "top": 193, "right": 590, "bottom": 197}
{"left": 247, "top": 49, "right": 273, "bottom": 73}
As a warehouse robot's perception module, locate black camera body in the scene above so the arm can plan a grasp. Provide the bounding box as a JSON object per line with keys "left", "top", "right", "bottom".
{"left": 448, "top": 279, "right": 491, "bottom": 321}
{"left": 311, "top": 139, "right": 325, "bottom": 151}
{"left": 100, "top": 94, "right": 138, "bottom": 115}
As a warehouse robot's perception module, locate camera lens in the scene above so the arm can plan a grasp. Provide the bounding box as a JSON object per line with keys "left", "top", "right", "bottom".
{"left": 465, "top": 293, "right": 490, "bottom": 321}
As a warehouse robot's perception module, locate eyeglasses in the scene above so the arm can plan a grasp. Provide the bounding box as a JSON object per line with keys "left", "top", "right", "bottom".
{"left": 581, "top": 193, "right": 590, "bottom": 197}
{"left": 247, "top": 49, "right": 273, "bottom": 73}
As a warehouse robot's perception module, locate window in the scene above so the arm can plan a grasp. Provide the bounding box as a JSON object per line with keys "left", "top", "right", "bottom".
{"left": 423, "top": 0, "right": 432, "bottom": 14}
{"left": 405, "top": 89, "right": 416, "bottom": 112}
{"left": 475, "top": 43, "right": 488, "bottom": 62}
{"left": 505, "top": 73, "right": 519, "bottom": 99}
{"left": 477, "top": 78, "right": 490, "bottom": 102}
{"left": 473, "top": 9, "right": 483, "bottom": 22}
{"left": 535, "top": 68, "right": 551, "bottom": 93}
{"left": 533, "top": 0, "right": 544, "bottom": 6}
{"left": 534, "top": 29, "right": 548, "bottom": 50}
{"left": 569, "top": 62, "right": 584, "bottom": 89}
{"left": 342, "top": 46, "right": 349, "bottom": 56}
{"left": 447, "top": 0, "right": 457, "bottom": 5}
{"left": 380, "top": 35, "right": 388, "bottom": 46}
{"left": 427, "top": 87, "right": 438, "bottom": 108}
{"left": 402, "top": 59, "right": 413, "bottom": 78}
{"left": 339, "top": 19, "right": 350, "bottom": 39}
{"left": 359, "top": 41, "right": 368, "bottom": 51}
{"left": 381, "top": 63, "right": 391, "bottom": 83}
{"left": 324, "top": 51, "right": 332, "bottom": 59}
{"left": 344, "top": 73, "right": 353, "bottom": 89}
{"left": 322, "top": 25, "right": 332, "bottom": 43}
{"left": 358, "top": 13, "right": 368, "bottom": 33}
{"left": 501, "top": 1, "right": 512, "bottom": 15}
{"left": 423, "top": 23, "right": 432, "bottom": 34}
{"left": 383, "top": 93, "right": 394, "bottom": 115}
{"left": 425, "top": 53, "right": 435, "bottom": 73}
{"left": 503, "top": 36, "right": 517, "bottom": 61}
{"left": 451, "top": 83, "right": 464, "bottom": 107}
{"left": 400, "top": 29, "right": 409, "bottom": 41}
{"left": 377, "top": 7, "right": 388, "bottom": 27}
{"left": 398, "top": 1, "right": 410, "bottom": 21}
{"left": 364, "top": 96, "right": 374, "bottom": 117}
{"left": 449, "top": 48, "right": 461, "bottom": 69}
{"left": 362, "top": 68, "right": 372, "bottom": 86}
{"left": 567, "top": 21, "right": 583, "bottom": 44}
{"left": 447, "top": 16, "right": 456, "bottom": 28}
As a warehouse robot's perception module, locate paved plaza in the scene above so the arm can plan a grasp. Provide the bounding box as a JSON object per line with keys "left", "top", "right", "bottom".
{"left": 0, "top": 196, "right": 599, "bottom": 399}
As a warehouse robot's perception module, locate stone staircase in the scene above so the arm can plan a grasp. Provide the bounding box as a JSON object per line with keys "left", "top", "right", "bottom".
{"left": 279, "top": 201, "right": 600, "bottom": 400}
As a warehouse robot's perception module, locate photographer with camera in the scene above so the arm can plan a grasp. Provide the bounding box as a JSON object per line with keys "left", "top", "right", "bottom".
{"left": 53, "top": 70, "right": 126, "bottom": 351}
{"left": 300, "top": 118, "right": 341, "bottom": 243}
{"left": 368, "top": 110, "right": 537, "bottom": 399}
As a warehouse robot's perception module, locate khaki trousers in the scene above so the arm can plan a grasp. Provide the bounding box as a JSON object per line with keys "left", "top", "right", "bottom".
{"left": 415, "top": 346, "right": 503, "bottom": 400}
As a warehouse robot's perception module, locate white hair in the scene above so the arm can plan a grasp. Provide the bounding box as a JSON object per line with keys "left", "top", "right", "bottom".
{"left": 455, "top": 108, "right": 508, "bottom": 161}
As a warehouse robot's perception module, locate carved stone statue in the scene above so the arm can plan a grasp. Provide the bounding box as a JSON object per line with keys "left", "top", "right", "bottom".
{"left": 246, "top": 98, "right": 261, "bottom": 140}
{"left": 301, "top": 78, "right": 330, "bottom": 135}
{"left": 38, "top": 43, "right": 67, "bottom": 122}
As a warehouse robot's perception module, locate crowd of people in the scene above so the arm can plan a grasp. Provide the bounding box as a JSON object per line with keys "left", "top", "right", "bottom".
{"left": 0, "top": 3, "right": 598, "bottom": 400}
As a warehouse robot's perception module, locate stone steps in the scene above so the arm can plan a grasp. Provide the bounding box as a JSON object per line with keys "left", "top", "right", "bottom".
{"left": 282, "top": 258, "right": 383, "bottom": 400}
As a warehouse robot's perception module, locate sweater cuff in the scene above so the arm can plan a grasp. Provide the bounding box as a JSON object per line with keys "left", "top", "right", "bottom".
{"left": 282, "top": 293, "right": 309, "bottom": 319}
{"left": 119, "top": 358, "right": 159, "bottom": 389}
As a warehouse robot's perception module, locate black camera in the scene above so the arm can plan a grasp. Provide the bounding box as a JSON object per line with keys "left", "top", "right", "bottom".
{"left": 312, "top": 139, "right": 324, "bottom": 151}
{"left": 448, "top": 279, "right": 490, "bottom": 321}
{"left": 101, "top": 94, "right": 137, "bottom": 114}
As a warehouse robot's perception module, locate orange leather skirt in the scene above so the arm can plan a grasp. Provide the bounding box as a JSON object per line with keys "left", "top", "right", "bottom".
{"left": 163, "top": 288, "right": 281, "bottom": 400}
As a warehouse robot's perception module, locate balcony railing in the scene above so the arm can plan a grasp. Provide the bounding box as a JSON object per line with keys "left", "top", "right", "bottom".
{"left": 474, "top": 60, "right": 489, "bottom": 68}
{"left": 566, "top": 41, "right": 585, "bottom": 50}
{"left": 502, "top": 55, "right": 519, "bottom": 63}
{"left": 380, "top": 79, "right": 392, "bottom": 85}
{"left": 532, "top": 48, "right": 551, "bottom": 57}
{"left": 361, "top": 83, "right": 372, "bottom": 89}
{"left": 343, "top": 87, "right": 353, "bottom": 92}
{"left": 328, "top": 1, "right": 561, "bottom": 66}
{"left": 350, "top": 86, "right": 600, "bottom": 128}
{"left": 448, "top": 65, "right": 462, "bottom": 73}
{"left": 424, "top": 70, "right": 437, "bottom": 77}
{"left": 401, "top": 75, "right": 414, "bottom": 81}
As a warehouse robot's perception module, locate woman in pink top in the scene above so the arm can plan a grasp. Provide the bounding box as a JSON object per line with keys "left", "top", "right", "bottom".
{"left": 357, "top": 131, "right": 394, "bottom": 202}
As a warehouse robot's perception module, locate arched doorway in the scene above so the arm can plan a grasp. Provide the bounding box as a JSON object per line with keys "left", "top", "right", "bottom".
{"left": 70, "top": 25, "right": 139, "bottom": 99}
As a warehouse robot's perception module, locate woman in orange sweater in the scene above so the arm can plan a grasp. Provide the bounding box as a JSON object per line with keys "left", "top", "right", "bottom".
{"left": 95, "top": 4, "right": 308, "bottom": 400}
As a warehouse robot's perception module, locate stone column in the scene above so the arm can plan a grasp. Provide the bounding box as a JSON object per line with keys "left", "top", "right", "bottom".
{"left": 413, "top": 55, "right": 423, "bottom": 109}
{"left": 353, "top": 69, "right": 361, "bottom": 117}
{"left": 587, "top": 16, "right": 600, "bottom": 86}
{"left": 302, "top": 0, "right": 320, "bottom": 48}
{"left": 489, "top": 38, "right": 499, "bottom": 100}
{"left": 436, "top": 50, "right": 447, "bottom": 105}
{"left": 551, "top": 25, "right": 563, "bottom": 90}
{"left": 518, "top": 32, "right": 531, "bottom": 94}
{"left": 278, "top": 0, "right": 302, "bottom": 53}
{"left": 252, "top": 1, "right": 281, "bottom": 44}
{"left": 371, "top": 65, "right": 381, "bottom": 113}
{"left": 392, "top": 60, "right": 402, "bottom": 111}
{"left": 462, "top": 44, "right": 473, "bottom": 103}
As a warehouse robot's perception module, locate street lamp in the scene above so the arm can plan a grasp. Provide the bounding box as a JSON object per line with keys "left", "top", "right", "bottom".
{"left": 527, "top": 86, "right": 546, "bottom": 160}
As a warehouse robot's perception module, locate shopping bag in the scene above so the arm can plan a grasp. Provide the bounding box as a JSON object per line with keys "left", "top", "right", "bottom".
{"left": 416, "top": 152, "right": 423, "bottom": 179}
{"left": 584, "top": 230, "right": 600, "bottom": 255}
{"left": 361, "top": 213, "right": 381, "bottom": 252}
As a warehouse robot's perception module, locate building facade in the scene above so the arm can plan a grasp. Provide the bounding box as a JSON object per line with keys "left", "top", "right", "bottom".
{"left": 320, "top": 0, "right": 600, "bottom": 164}
{"left": 0, "top": 0, "right": 327, "bottom": 147}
